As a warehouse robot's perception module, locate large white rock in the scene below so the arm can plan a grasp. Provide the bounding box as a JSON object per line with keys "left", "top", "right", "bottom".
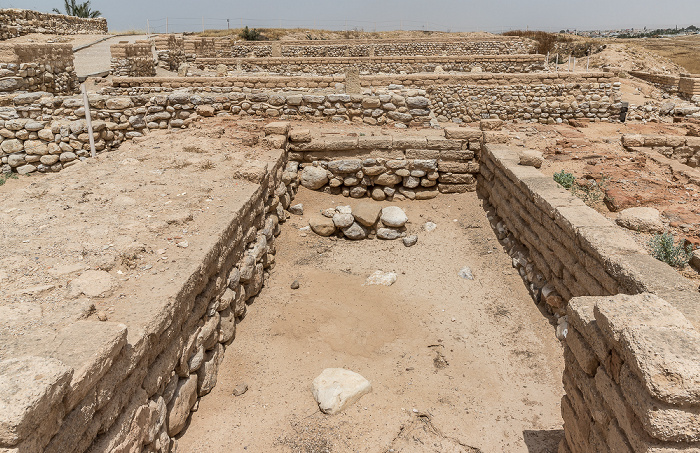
{"left": 380, "top": 206, "right": 408, "bottom": 228}
{"left": 364, "top": 270, "right": 397, "bottom": 286}
{"left": 312, "top": 368, "right": 372, "bottom": 415}
{"left": 300, "top": 166, "right": 328, "bottom": 190}
{"left": 616, "top": 207, "right": 665, "bottom": 233}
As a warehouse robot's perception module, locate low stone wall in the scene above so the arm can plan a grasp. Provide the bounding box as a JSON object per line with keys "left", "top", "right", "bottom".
{"left": 622, "top": 134, "right": 700, "bottom": 167}
{"left": 428, "top": 76, "right": 620, "bottom": 123}
{"left": 1, "top": 90, "right": 438, "bottom": 175}
{"left": 0, "top": 43, "right": 77, "bottom": 95}
{"left": 0, "top": 8, "right": 108, "bottom": 40}
{"left": 110, "top": 41, "right": 156, "bottom": 77}
{"left": 629, "top": 70, "right": 680, "bottom": 92}
{"left": 106, "top": 73, "right": 620, "bottom": 125}
{"left": 195, "top": 55, "right": 545, "bottom": 75}
{"left": 478, "top": 144, "right": 700, "bottom": 452}
{"left": 0, "top": 124, "right": 298, "bottom": 452}
{"left": 172, "top": 36, "right": 537, "bottom": 60}
{"left": 288, "top": 126, "right": 483, "bottom": 200}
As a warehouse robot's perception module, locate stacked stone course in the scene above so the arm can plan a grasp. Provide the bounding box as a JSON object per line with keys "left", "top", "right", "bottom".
{"left": 110, "top": 41, "right": 156, "bottom": 77}
{"left": 478, "top": 144, "right": 700, "bottom": 452}
{"left": 622, "top": 133, "right": 700, "bottom": 167}
{"left": 288, "top": 126, "right": 482, "bottom": 200}
{"left": 196, "top": 55, "right": 545, "bottom": 76}
{"left": 0, "top": 43, "right": 77, "bottom": 95}
{"left": 0, "top": 8, "right": 108, "bottom": 40}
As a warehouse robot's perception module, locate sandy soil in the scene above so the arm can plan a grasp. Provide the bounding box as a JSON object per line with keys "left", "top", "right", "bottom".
{"left": 177, "top": 188, "right": 565, "bottom": 453}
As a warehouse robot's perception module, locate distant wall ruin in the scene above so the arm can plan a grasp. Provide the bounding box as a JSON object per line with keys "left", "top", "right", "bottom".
{"left": 0, "top": 8, "right": 107, "bottom": 40}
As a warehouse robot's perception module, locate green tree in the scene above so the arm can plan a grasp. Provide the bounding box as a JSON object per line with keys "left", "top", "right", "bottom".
{"left": 53, "top": 0, "right": 101, "bottom": 18}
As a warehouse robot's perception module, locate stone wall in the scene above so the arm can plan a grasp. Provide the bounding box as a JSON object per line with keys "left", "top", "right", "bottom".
{"left": 0, "top": 124, "right": 297, "bottom": 452}
{"left": 110, "top": 41, "right": 156, "bottom": 77}
{"left": 288, "top": 126, "right": 483, "bottom": 200}
{"left": 478, "top": 144, "right": 700, "bottom": 452}
{"left": 562, "top": 293, "right": 700, "bottom": 453}
{"left": 0, "top": 43, "right": 78, "bottom": 95}
{"left": 106, "top": 73, "right": 620, "bottom": 125}
{"left": 153, "top": 35, "right": 185, "bottom": 71}
{"left": 427, "top": 76, "right": 620, "bottom": 123}
{"left": 195, "top": 55, "right": 545, "bottom": 75}
{"left": 170, "top": 36, "right": 537, "bottom": 60}
{"left": 0, "top": 8, "right": 108, "bottom": 40}
{"left": 622, "top": 133, "right": 700, "bottom": 167}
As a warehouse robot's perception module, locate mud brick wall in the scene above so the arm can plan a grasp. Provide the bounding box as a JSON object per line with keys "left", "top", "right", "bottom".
{"left": 478, "top": 144, "right": 700, "bottom": 452}
{"left": 562, "top": 293, "right": 700, "bottom": 452}
{"left": 629, "top": 70, "right": 680, "bottom": 93}
{"left": 622, "top": 134, "right": 700, "bottom": 167}
{"left": 196, "top": 54, "right": 545, "bottom": 75}
{"left": 679, "top": 75, "right": 700, "bottom": 99}
{"left": 0, "top": 43, "right": 77, "bottom": 94}
{"left": 110, "top": 41, "right": 156, "bottom": 77}
{"left": 0, "top": 8, "right": 107, "bottom": 40}
{"left": 154, "top": 35, "right": 185, "bottom": 71}
{"left": 0, "top": 127, "right": 299, "bottom": 452}
{"left": 287, "top": 126, "right": 482, "bottom": 200}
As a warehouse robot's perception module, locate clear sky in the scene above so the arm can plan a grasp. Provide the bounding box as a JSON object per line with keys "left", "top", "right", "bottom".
{"left": 8, "top": 0, "right": 700, "bottom": 33}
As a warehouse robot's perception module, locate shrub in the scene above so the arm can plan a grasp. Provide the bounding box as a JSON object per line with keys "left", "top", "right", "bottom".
{"left": 0, "top": 172, "right": 17, "bottom": 186}
{"left": 553, "top": 170, "right": 575, "bottom": 189}
{"left": 648, "top": 232, "right": 694, "bottom": 267}
{"left": 239, "top": 26, "right": 263, "bottom": 41}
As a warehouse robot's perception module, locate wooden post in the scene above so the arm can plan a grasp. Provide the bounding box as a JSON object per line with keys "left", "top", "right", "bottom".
{"left": 80, "top": 83, "right": 96, "bottom": 159}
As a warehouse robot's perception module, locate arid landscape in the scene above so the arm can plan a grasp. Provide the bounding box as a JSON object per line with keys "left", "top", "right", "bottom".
{"left": 1, "top": 5, "right": 700, "bottom": 453}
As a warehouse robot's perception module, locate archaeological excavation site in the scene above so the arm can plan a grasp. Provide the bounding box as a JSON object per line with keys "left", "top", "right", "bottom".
{"left": 2, "top": 8, "right": 700, "bottom": 453}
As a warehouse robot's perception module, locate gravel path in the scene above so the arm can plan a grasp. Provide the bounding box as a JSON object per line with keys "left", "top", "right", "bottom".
{"left": 73, "top": 34, "right": 151, "bottom": 78}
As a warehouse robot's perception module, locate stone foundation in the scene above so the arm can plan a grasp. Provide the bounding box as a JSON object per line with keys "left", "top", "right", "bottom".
{"left": 0, "top": 125, "right": 297, "bottom": 452}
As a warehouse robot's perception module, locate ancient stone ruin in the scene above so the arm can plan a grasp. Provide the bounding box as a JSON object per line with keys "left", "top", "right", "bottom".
{"left": 1, "top": 11, "right": 700, "bottom": 453}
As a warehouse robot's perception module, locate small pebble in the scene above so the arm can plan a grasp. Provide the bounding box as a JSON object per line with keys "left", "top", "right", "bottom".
{"left": 291, "top": 280, "right": 300, "bottom": 290}
{"left": 233, "top": 383, "right": 249, "bottom": 396}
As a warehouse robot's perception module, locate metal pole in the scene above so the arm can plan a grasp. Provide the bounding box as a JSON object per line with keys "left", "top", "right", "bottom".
{"left": 227, "top": 19, "right": 229, "bottom": 30}
{"left": 555, "top": 54, "right": 558, "bottom": 71}
{"left": 147, "top": 19, "right": 150, "bottom": 35}
{"left": 202, "top": 17, "right": 204, "bottom": 33}
{"left": 573, "top": 57, "right": 576, "bottom": 72}
{"left": 80, "top": 84, "right": 96, "bottom": 159}
{"left": 166, "top": 17, "right": 168, "bottom": 34}
{"left": 586, "top": 54, "right": 590, "bottom": 72}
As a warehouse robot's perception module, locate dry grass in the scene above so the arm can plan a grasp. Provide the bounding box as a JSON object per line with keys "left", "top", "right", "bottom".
{"left": 618, "top": 35, "right": 700, "bottom": 73}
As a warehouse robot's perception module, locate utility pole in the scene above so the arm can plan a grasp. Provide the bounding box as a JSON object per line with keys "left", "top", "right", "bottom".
{"left": 202, "top": 17, "right": 204, "bottom": 33}
{"left": 146, "top": 19, "right": 150, "bottom": 35}
{"left": 227, "top": 19, "right": 229, "bottom": 30}
{"left": 166, "top": 17, "right": 168, "bottom": 34}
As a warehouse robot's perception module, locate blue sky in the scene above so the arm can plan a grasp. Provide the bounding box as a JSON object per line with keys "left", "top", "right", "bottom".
{"left": 9, "top": 0, "right": 700, "bottom": 33}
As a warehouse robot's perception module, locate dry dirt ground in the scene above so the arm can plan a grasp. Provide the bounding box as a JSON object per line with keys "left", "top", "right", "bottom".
{"left": 177, "top": 188, "right": 565, "bottom": 453}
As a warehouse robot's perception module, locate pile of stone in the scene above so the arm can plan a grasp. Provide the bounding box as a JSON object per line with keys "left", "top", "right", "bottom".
{"left": 308, "top": 203, "right": 413, "bottom": 242}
